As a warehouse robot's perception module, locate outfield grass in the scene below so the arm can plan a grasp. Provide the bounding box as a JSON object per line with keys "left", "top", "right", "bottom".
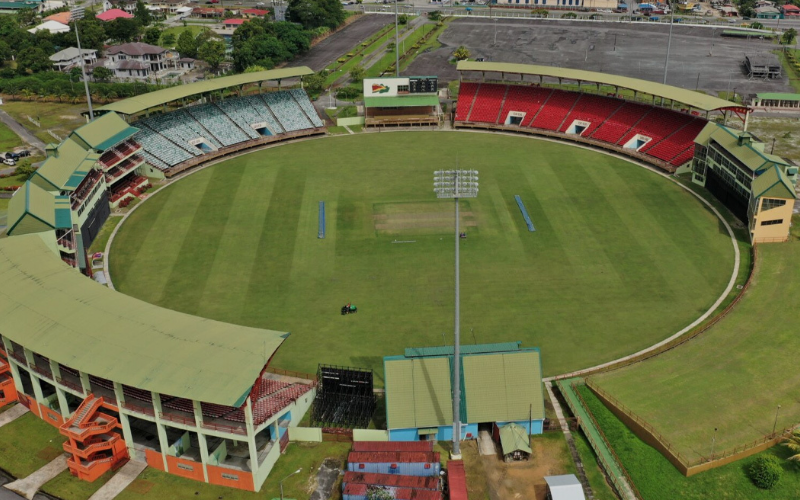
{"left": 0, "top": 412, "right": 66, "bottom": 478}
{"left": 88, "top": 216, "right": 123, "bottom": 255}
{"left": 592, "top": 239, "right": 800, "bottom": 462}
{"left": 578, "top": 385, "right": 800, "bottom": 499}
{"left": 110, "top": 132, "right": 735, "bottom": 380}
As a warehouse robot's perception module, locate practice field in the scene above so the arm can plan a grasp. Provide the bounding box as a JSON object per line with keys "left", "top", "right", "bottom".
{"left": 110, "top": 132, "right": 734, "bottom": 380}
{"left": 591, "top": 242, "right": 800, "bottom": 463}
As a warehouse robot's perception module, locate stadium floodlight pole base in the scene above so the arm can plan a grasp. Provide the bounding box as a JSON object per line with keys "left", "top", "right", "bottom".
{"left": 450, "top": 452, "right": 463, "bottom": 460}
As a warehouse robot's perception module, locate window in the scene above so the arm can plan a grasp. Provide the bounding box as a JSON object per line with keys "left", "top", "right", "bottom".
{"left": 424, "top": 463, "right": 431, "bottom": 469}
{"left": 762, "top": 199, "right": 787, "bottom": 211}
{"left": 761, "top": 219, "right": 784, "bottom": 226}
{"left": 176, "top": 463, "right": 193, "bottom": 471}
{"left": 221, "top": 473, "right": 239, "bottom": 481}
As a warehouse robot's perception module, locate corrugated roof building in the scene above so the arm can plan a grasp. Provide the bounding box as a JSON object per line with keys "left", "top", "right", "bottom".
{"left": 347, "top": 451, "right": 441, "bottom": 476}
{"left": 342, "top": 471, "right": 439, "bottom": 490}
{"left": 384, "top": 343, "right": 544, "bottom": 442}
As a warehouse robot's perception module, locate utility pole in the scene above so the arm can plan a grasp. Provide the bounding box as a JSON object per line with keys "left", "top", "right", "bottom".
{"left": 70, "top": 6, "right": 94, "bottom": 120}
{"left": 395, "top": 0, "right": 400, "bottom": 77}
{"left": 663, "top": 14, "right": 674, "bottom": 85}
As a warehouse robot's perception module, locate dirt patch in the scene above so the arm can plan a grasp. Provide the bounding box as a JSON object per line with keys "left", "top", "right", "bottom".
{"left": 376, "top": 220, "right": 478, "bottom": 231}
{"left": 309, "top": 457, "right": 342, "bottom": 500}
{"left": 481, "top": 434, "right": 573, "bottom": 500}
{"left": 35, "top": 446, "right": 63, "bottom": 462}
{"left": 126, "top": 479, "right": 154, "bottom": 495}
{"left": 59, "top": 115, "right": 79, "bottom": 121}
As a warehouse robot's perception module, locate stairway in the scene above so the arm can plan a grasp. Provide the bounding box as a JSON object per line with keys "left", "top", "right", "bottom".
{"left": 0, "top": 357, "right": 17, "bottom": 408}
{"left": 60, "top": 395, "right": 128, "bottom": 482}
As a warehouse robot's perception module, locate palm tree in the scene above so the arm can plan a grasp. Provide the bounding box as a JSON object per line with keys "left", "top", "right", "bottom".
{"left": 782, "top": 430, "right": 800, "bottom": 462}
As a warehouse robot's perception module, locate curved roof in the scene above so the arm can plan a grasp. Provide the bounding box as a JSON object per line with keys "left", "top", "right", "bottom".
{"left": 0, "top": 234, "right": 288, "bottom": 406}
{"left": 97, "top": 67, "right": 314, "bottom": 116}
{"left": 456, "top": 61, "right": 739, "bottom": 113}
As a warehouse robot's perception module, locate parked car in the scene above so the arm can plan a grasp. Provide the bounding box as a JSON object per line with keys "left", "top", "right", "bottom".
{"left": 3, "top": 158, "right": 16, "bottom": 166}
{"left": 16, "top": 150, "right": 30, "bottom": 158}
{"left": 4, "top": 152, "right": 19, "bottom": 161}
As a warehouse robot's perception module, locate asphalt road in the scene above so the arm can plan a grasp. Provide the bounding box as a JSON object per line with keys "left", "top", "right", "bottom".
{"left": 292, "top": 15, "right": 394, "bottom": 71}
{"left": 0, "top": 110, "right": 45, "bottom": 153}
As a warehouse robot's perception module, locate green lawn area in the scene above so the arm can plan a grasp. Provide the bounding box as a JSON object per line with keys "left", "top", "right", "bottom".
{"left": 160, "top": 26, "right": 207, "bottom": 48}
{"left": 41, "top": 470, "right": 115, "bottom": 500}
{"left": 0, "top": 120, "right": 23, "bottom": 152}
{"left": 746, "top": 116, "right": 800, "bottom": 164}
{"left": 115, "top": 441, "right": 350, "bottom": 500}
{"left": 88, "top": 216, "right": 124, "bottom": 255}
{"left": 573, "top": 430, "right": 619, "bottom": 500}
{"left": 0, "top": 101, "right": 87, "bottom": 145}
{"left": 324, "top": 26, "right": 399, "bottom": 87}
{"left": 592, "top": 238, "right": 800, "bottom": 463}
{"left": 579, "top": 385, "right": 800, "bottom": 499}
{"left": 110, "top": 132, "right": 735, "bottom": 381}
{"left": 0, "top": 412, "right": 66, "bottom": 478}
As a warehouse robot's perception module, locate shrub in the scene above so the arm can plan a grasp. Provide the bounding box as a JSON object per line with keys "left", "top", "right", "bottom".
{"left": 748, "top": 456, "right": 782, "bottom": 489}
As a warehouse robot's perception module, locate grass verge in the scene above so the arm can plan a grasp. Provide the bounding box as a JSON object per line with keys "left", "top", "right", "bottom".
{"left": 0, "top": 413, "right": 66, "bottom": 479}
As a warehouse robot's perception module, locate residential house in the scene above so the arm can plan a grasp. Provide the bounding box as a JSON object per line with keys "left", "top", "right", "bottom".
{"left": 50, "top": 47, "right": 99, "bottom": 72}
{"left": 106, "top": 42, "right": 176, "bottom": 80}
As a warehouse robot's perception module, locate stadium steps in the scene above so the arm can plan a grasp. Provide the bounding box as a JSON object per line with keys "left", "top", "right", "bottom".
{"left": 213, "top": 102, "right": 255, "bottom": 139}
{"left": 184, "top": 111, "right": 222, "bottom": 148}
{"left": 556, "top": 378, "right": 637, "bottom": 500}
{"left": 494, "top": 85, "right": 510, "bottom": 124}
{"left": 614, "top": 108, "right": 655, "bottom": 145}
{"left": 465, "top": 83, "right": 482, "bottom": 122}
{"left": 524, "top": 88, "right": 555, "bottom": 127}
{"left": 289, "top": 89, "right": 324, "bottom": 128}
{"left": 139, "top": 122, "right": 198, "bottom": 156}
{"left": 587, "top": 100, "right": 629, "bottom": 141}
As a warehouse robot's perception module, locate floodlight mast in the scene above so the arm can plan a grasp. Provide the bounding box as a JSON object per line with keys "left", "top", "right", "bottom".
{"left": 70, "top": 7, "right": 94, "bottom": 120}
{"left": 433, "top": 169, "right": 478, "bottom": 458}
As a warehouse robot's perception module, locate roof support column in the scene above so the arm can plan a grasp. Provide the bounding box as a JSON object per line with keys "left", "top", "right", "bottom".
{"left": 2, "top": 338, "right": 25, "bottom": 396}
{"left": 23, "top": 348, "right": 46, "bottom": 405}
{"left": 114, "top": 383, "right": 137, "bottom": 460}
{"left": 744, "top": 110, "right": 750, "bottom": 131}
{"left": 50, "top": 361, "right": 71, "bottom": 419}
{"left": 245, "top": 397, "right": 259, "bottom": 479}
{"left": 152, "top": 392, "right": 171, "bottom": 472}
{"left": 79, "top": 370, "right": 91, "bottom": 395}
{"left": 193, "top": 401, "right": 210, "bottom": 482}
{"left": 277, "top": 79, "right": 282, "bottom": 90}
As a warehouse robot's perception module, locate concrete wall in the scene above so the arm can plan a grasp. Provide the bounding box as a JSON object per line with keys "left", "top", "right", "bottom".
{"left": 389, "top": 423, "right": 478, "bottom": 442}
{"left": 751, "top": 197, "right": 793, "bottom": 243}
{"left": 353, "top": 429, "right": 389, "bottom": 441}
{"left": 336, "top": 117, "right": 366, "bottom": 127}
{"left": 289, "top": 427, "right": 322, "bottom": 442}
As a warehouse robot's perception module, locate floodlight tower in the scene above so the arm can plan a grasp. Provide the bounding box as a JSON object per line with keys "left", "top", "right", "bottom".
{"left": 70, "top": 6, "right": 94, "bottom": 120}
{"left": 433, "top": 169, "right": 478, "bottom": 459}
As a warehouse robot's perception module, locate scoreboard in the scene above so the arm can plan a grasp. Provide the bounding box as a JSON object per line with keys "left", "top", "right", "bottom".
{"left": 409, "top": 76, "right": 438, "bottom": 94}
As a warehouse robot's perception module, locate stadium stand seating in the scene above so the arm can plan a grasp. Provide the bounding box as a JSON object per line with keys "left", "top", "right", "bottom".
{"left": 498, "top": 86, "right": 551, "bottom": 126}
{"left": 289, "top": 88, "right": 325, "bottom": 127}
{"left": 123, "top": 385, "right": 153, "bottom": 403}
{"left": 187, "top": 103, "right": 250, "bottom": 147}
{"left": 262, "top": 92, "right": 313, "bottom": 132}
{"left": 530, "top": 89, "right": 581, "bottom": 131}
{"left": 455, "top": 82, "right": 705, "bottom": 168}
{"left": 455, "top": 82, "right": 479, "bottom": 122}
{"left": 559, "top": 94, "right": 624, "bottom": 136}
{"left": 132, "top": 90, "right": 322, "bottom": 171}
{"left": 467, "top": 84, "right": 506, "bottom": 123}
{"left": 590, "top": 102, "right": 652, "bottom": 144}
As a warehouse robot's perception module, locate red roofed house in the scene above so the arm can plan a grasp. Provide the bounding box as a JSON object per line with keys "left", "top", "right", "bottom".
{"left": 96, "top": 8, "right": 134, "bottom": 21}
{"left": 782, "top": 4, "right": 800, "bottom": 15}
{"left": 44, "top": 11, "right": 71, "bottom": 24}
{"left": 241, "top": 8, "right": 268, "bottom": 17}
{"left": 223, "top": 18, "right": 248, "bottom": 28}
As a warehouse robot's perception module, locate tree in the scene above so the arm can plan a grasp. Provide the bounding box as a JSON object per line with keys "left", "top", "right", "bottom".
{"left": 0, "top": 40, "right": 10, "bottom": 62}
{"left": 244, "top": 65, "right": 268, "bottom": 72}
{"left": 561, "top": 11, "right": 577, "bottom": 18}
{"left": 176, "top": 29, "right": 198, "bottom": 58}
{"left": 782, "top": 28, "right": 798, "bottom": 46}
{"left": 286, "top": 0, "right": 346, "bottom": 30}
{"left": 62, "top": 18, "right": 107, "bottom": 52}
{"left": 14, "top": 162, "right": 36, "bottom": 180}
{"left": 197, "top": 39, "right": 226, "bottom": 71}
{"left": 782, "top": 430, "right": 800, "bottom": 462}
{"left": 106, "top": 18, "right": 140, "bottom": 42}
{"left": 428, "top": 10, "right": 442, "bottom": 21}
{"left": 336, "top": 85, "right": 359, "bottom": 101}
{"left": 452, "top": 45, "right": 470, "bottom": 61}
{"left": 349, "top": 64, "right": 365, "bottom": 83}
{"left": 162, "top": 32, "right": 176, "bottom": 46}
{"left": 16, "top": 47, "right": 51, "bottom": 74}
{"left": 70, "top": 66, "right": 83, "bottom": 82}
{"left": 93, "top": 66, "right": 114, "bottom": 82}
{"left": 303, "top": 70, "right": 327, "bottom": 95}
{"left": 135, "top": 0, "right": 153, "bottom": 26}
{"left": 748, "top": 456, "right": 782, "bottom": 489}
{"left": 144, "top": 26, "right": 162, "bottom": 45}
{"left": 398, "top": 14, "right": 409, "bottom": 25}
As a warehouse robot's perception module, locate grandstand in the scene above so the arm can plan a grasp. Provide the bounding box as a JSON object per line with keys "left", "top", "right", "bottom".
{"left": 0, "top": 233, "right": 315, "bottom": 491}
{"left": 454, "top": 61, "right": 747, "bottom": 173}
{"left": 362, "top": 77, "right": 441, "bottom": 127}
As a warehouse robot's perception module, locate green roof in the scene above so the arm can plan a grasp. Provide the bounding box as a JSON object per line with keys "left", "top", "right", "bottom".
{"left": 751, "top": 165, "right": 797, "bottom": 200}
{"left": 364, "top": 96, "right": 439, "bottom": 108}
{"left": 756, "top": 93, "right": 800, "bottom": 102}
{"left": 32, "top": 138, "right": 100, "bottom": 192}
{"left": 7, "top": 182, "right": 58, "bottom": 236}
{"left": 97, "top": 67, "right": 314, "bottom": 116}
{"left": 385, "top": 348, "right": 544, "bottom": 429}
{"left": 696, "top": 123, "right": 789, "bottom": 173}
{"left": 456, "top": 61, "right": 738, "bottom": 112}
{"left": 70, "top": 112, "right": 139, "bottom": 151}
{"left": 405, "top": 342, "right": 521, "bottom": 358}
{"left": 0, "top": 234, "right": 289, "bottom": 406}
{"left": 462, "top": 351, "right": 544, "bottom": 423}
{"left": 0, "top": 1, "right": 39, "bottom": 9}
{"left": 499, "top": 423, "right": 532, "bottom": 455}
